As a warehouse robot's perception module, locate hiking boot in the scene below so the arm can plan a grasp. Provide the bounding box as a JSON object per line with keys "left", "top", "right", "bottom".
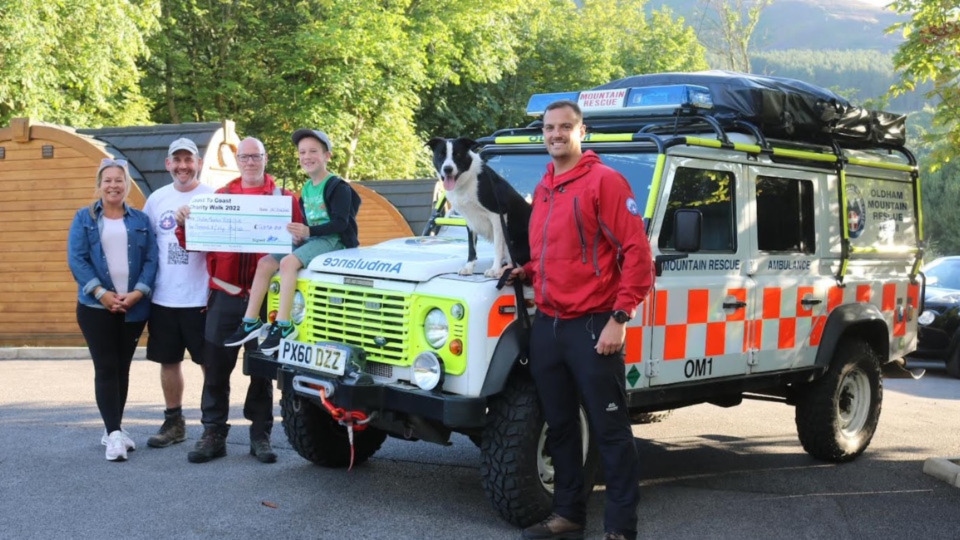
{"left": 147, "top": 413, "right": 186, "bottom": 448}
{"left": 520, "top": 513, "right": 584, "bottom": 540}
{"left": 223, "top": 319, "right": 264, "bottom": 347}
{"left": 259, "top": 322, "right": 298, "bottom": 354}
{"left": 104, "top": 430, "right": 128, "bottom": 462}
{"left": 249, "top": 438, "right": 277, "bottom": 463}
{"left": 187, "top": 426, "right": 228, "bottom": 463}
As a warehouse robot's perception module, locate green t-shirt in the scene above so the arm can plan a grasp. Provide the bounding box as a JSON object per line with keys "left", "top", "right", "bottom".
{"left": 301, "top": 173, "right": 334, "bottom": 227}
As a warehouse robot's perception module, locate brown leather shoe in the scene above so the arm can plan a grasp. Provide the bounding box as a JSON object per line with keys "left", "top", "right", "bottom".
{"left": 520, "top": 513, "right": 584, "bottom": 539}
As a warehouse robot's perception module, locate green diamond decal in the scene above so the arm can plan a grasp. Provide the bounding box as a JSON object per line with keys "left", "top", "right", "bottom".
{"left": 626, "top": 365, "right": 641, "bottom": 387}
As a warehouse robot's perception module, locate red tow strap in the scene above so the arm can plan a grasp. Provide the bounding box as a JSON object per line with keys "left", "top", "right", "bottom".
{"left": 318, "top": 387, "right": 371, "bottom": 471}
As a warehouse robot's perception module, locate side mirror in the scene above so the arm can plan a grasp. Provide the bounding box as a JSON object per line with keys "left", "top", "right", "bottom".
{"left": 654, "top": 209, "right": 701, "bottom": 277}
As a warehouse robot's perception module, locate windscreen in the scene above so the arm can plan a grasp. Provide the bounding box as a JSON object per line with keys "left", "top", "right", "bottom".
{"left": 483, "top": 150, "right": 658, "bottom": 208}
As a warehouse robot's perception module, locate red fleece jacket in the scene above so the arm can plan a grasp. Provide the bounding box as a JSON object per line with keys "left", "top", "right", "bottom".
{"left": 522, "top": 151, "right": 654, "bottom": 319}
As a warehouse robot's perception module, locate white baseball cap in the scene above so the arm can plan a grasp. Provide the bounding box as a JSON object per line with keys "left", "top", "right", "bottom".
{"left": 168, "top": 138, "right": 200, "bottom": 156}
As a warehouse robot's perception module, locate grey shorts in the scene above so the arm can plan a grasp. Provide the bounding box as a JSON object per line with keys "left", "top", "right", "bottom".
{"left": 272, "top": 235, "right": 344, "bottom": 267}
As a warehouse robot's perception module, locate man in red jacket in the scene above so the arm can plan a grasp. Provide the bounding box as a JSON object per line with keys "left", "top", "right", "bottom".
{"left": 510, "top": 100, "right": 654, "bottom": 540}
{"left": 175, "top": 137, "right": 306, "bottom": 464}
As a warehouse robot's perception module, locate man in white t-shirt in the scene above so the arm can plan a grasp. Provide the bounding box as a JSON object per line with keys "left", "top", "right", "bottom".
{"left": 142, "top": 138, "right": 214, "bottom": 448}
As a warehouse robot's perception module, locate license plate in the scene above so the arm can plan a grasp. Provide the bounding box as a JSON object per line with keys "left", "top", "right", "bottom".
{"left": 276, "top": 339, "right": 348, "bottom": 377}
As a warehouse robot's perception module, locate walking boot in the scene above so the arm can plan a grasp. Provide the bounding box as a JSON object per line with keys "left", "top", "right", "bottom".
{"left": 187, "top": 425, "right": 228, "bottom": 463}
{"left": 147, "top": 411, "right": 186, "bottom": 448}
{"left": 249, "top": 423, "right": 277, "bottom": 463}
{"left": 520, "top": 513, "right": 584, "bottom": 540}
{"left": 249, "top": 438, "right": 277, "bottom": 463}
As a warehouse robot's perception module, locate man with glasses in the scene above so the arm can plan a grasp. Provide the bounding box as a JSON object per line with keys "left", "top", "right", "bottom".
{"left": 175, "top": 137, "right": 305, "bottom": 464}
{"left": 142, "top": 138, "right": 213, "bottom": 449}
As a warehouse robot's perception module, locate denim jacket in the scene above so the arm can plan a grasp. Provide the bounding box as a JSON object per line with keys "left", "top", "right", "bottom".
{"left": 67, "top": 200, "right": 158, "bottom": 322}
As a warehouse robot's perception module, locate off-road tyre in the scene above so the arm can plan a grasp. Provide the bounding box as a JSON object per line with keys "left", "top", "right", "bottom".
{"left": 280, "top": 390, "right": 386, "bottom": 467}
{"left": 479, "top": 377, "right": 597, "bottom": 527}
{"left": 795, "top": 338, "right": 882, "bottom": 462}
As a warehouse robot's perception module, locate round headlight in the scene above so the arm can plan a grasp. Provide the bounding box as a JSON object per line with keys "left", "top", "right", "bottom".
{"left": 451, "top": 303, "right": 465, "bottom": 320}
{"left": 424, "top": 308, "right": 449, "bottom": 348}
{"left": 413, "top": 352, "right": 444, "bottom": 391}
{"left": 918, "top": 310, "right": 936, "bottom": 326}
{"left": 268, "top": 280, "right": 280, "bottom": 295}
{"left": 291, "top": 290, "right": 306, "bottom": 325}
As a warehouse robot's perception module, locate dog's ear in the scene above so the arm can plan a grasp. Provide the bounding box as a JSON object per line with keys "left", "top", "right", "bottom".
{"left": 456, "top": 137, "right": 479, "bottom": 151}
{"left": 426, "top": 137, "right": 446, "bottom": 151}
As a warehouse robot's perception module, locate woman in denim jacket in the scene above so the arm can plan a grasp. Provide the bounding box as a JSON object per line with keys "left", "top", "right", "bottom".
{"left": 67, "top": 158, "right": 158, "bottom": 462}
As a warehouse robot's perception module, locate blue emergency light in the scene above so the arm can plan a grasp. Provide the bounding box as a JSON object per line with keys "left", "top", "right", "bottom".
{"left": 525, "top": 84, "right": 713, "bottom": 118}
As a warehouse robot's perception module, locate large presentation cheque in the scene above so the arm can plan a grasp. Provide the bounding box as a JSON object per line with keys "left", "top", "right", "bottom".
{"left": 186, "top": 194, "right": 293, "bottom": 254}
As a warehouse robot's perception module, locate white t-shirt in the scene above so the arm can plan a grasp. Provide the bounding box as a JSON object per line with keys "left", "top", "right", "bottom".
{"left": 101, "top": 217, "right": 129, "bottom": 295}
{"left": 143, "top": 182, "right": 214, "bottom": 307}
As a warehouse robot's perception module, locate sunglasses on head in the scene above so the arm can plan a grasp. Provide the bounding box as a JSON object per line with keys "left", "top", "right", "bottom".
{"left": 100, "top": 158, "right": 128, "bottom": 168}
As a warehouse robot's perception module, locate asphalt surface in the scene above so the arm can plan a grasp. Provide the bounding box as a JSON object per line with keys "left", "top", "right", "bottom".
{"left": 1, "top": 351, "right": 959, "bottom": 540}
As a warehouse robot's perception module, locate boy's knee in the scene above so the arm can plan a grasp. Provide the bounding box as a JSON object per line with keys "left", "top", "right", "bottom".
{"left": 280, "top": 254, "right": 303, "bottom": 272}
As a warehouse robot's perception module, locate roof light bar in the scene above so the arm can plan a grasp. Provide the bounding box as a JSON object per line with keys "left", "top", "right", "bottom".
{"left": 526, "top": 84, "right": 713, "bottom": 118}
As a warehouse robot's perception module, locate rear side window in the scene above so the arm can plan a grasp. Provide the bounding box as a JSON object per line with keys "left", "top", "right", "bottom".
{"left": 659, "top": 167, "right": 736, "bottom": 252}
{"left": 756, "top": 176, "right": 815, "bottom": 253}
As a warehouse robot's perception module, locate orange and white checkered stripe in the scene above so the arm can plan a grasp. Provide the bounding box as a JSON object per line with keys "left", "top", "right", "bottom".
{"left": 649, "top": 287, "right": 748, "bottom": 361}
{"left": 647, "top": 278, "right": 918, "bottom": 360}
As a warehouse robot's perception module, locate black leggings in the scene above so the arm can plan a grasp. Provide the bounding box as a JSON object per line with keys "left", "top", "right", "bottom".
{"left": 76, "top": 304, "right": 146, "bottom": 433}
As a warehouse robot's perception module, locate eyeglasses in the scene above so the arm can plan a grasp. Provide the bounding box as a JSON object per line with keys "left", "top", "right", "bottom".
{"left": 237, "top": 153, "right": 264, "bottom": 163}
{"left": 100, "top": 158, "right": 128, "bottom": 168}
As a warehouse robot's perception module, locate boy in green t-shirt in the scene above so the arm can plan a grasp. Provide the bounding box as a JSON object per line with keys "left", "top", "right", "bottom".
{"left": 224, "top": 129, "right": 361, "bottom": 353}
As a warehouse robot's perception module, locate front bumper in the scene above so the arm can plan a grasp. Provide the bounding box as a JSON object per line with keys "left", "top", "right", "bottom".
{"left": 244, "top": 349, "right": 488, "bottom": 429}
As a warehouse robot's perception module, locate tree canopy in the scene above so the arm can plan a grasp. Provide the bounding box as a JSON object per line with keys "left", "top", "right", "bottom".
{"left": 2, "top": 0, "right": 707, "bottom": 185}
{"left": 889, "top": 0, "right": 960, "bottom": 168}
{"left": 0, "top": 0, "right": 160, "bottom": 126}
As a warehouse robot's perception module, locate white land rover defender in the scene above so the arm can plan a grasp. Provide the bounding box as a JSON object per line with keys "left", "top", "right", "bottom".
{"left": 245, "top": 71, "right": 923, "bottom": 527}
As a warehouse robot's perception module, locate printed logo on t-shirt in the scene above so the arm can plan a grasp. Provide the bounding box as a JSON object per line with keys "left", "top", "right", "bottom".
{"left": 159, "top": 210, "right": 177, "bottom": 231}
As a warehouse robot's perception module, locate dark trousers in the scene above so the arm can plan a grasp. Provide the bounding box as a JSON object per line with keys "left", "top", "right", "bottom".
{"left": 76, "top": 303, "right": 146, "bottom": 434}
{"left": 529, "top": 311, "right": 639, "bottom": 538}
{"left": 200, "top": 290, "right": 273, "bottom": 438}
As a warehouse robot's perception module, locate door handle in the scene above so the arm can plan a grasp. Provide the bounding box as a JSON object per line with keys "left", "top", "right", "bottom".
{"left": 722, "top": 301, "right": 747, "bottom": 309}
{"left": 801, "top": 298, "right": 823, "bottom": 306}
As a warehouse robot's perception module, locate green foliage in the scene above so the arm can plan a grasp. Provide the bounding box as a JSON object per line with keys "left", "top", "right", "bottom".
{"left": 889, "top": 0, "right": 960, "bottom": 167}
{"left": 0, "top": 0, "right": 160, "bottom": 126}
{"left": 416, "top": 0, "right": 708, "bottom": 145}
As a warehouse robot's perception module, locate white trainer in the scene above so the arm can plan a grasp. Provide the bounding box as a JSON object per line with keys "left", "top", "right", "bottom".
{"left": 105, "top": 430, "right": 128, "bottom": 462}
{"left": 102, "top": 429, "right": 136, "bottom": 451}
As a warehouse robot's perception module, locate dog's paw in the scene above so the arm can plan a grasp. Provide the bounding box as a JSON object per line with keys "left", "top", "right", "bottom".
{"left": 483, "top": 266, "right": 503, "bottom": 279}
{"left": 459, "top": 261, "right": 476, "bottom": 275}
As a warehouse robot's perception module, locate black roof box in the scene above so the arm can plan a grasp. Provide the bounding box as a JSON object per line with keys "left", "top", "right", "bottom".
{"left": 593, "top": 70, "right": 906, "bottom": 147}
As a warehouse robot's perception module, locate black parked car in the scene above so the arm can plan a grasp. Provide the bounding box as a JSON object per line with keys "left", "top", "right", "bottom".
{"left": 912, "top": 256, "right": 960, "bottom": 378}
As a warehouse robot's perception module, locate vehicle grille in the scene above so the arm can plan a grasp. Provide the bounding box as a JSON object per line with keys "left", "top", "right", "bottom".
{"left": 303, "top": 283, "right": 412, "bottom": 365}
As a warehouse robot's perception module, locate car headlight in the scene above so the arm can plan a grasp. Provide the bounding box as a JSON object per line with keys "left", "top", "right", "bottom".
{"left": 412, "top": 352, "right": 444, "bottom": 391}
{"left": 424, "top": 308, "right": 449, "bottom": 348}
{"left": 918, "top": 310, "right": 937, "bottom": 326}
{"left": 291, "top": 290, "right": 306, "bottom": 325}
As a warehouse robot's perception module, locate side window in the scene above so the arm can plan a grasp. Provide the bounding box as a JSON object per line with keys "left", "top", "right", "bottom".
{"left": 756, "top": 176, "right": 815, "bottom": 253}
{"left": 658, "top": 167, "right": 736, "bottom": 252}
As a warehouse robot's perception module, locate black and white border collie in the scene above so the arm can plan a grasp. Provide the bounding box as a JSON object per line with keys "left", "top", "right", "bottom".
{"left": 427, "top": 137, "right": 531, "bottom": 278}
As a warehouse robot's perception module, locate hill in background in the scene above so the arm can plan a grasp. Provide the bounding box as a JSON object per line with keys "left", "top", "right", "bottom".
{"left": 655, "top": 0, "right": 906, "bottom": 52}
{"left": 649, "top": 0, "right": 925, "bottom": 111}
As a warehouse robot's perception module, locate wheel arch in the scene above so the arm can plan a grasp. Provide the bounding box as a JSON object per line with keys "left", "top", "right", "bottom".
{"left": 815, "top": 303, "right": 890, "bottom": 370}
{"left": 479, "top": 319, "right": 531, "bottom": 398}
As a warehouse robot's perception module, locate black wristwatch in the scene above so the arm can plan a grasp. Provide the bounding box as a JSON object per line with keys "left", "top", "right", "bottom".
{"left": 612, "top": 310, "right": 631, "bottom": 324}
